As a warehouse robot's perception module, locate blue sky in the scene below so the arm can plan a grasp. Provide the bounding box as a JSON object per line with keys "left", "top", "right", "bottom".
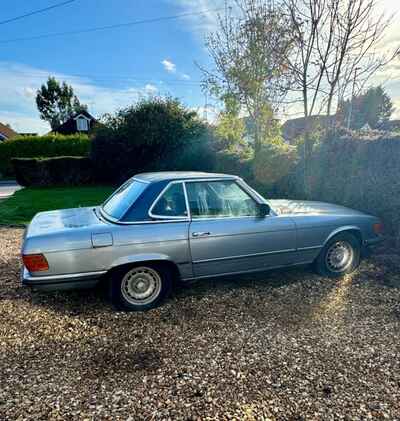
{"left": 0, "top": 0, "right": 224, "bottom": 133}
{"left": 0, "top": 0, "right": 399, "bottom": 134}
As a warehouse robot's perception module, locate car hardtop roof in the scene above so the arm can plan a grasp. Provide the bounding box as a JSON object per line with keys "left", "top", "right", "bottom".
{"left": 134, "top": 171, "right": 239, "bottom": 183}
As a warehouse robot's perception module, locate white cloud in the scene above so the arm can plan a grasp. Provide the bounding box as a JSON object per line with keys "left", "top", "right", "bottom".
{"left": 170, "top": 0, "right": 225, "bottom": 37}
{"left": 144, "top": 84, "right": 158, "bottom": 95}
{"left": 181, "top": 73, "right": 191, "bottom": 80}
{"left": 392, "top": 98, "right": 400, "bottom": 119}
{"left": 193, "top": 105, "right": 219, "bottom": 123}
{"left": 0, "top": 62, "right": 162, "bottom": 134}
{"left": 161, "top": 59, "right": 176, "bottom": 73}
{"left": 0, "top": 111, "right": 49, "bottom": 134}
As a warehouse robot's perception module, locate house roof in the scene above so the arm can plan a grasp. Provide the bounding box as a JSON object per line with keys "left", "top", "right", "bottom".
{"left": 0, "top": 122, "right": 17, "bottom": 139}
{"left": 282, "top": 115, "right": 335, "bottom": 142}
{"left": 54, "top": 110, "right": 98, "bottom": 134}
{"left": 71, "top": 110, "right": 96, "bottom": 121}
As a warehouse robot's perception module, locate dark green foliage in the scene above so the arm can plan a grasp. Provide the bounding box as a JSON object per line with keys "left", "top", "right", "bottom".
{"left": 214, "top": 148, "right": 253, "bottom": 182}
{"left": 12, "top": 157, "right": 93, "bottom": 187}
{"left": 36, "top": 76, "right": 87, "bottom": 130}
{"left": 253, "top": 142, "right": 298, "bottom": 198}
{"left": 337, "top": 86, "right": 394, "bottom": 129}
{"left": 0, "top": 134, "right": 90, "bottom": 177}
{"left": 90, "top": 97, "right": 208, "bottom": 183}
{"left": 286, "top": 129, "right": 400, "bottom": 239}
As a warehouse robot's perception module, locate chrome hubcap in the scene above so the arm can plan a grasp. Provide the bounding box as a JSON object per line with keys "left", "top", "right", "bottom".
{"left": 121, "top": 267, "right": 162, "bottom": 305}
{"left": 325, "top": 241, "right": 354, "bottom": 272}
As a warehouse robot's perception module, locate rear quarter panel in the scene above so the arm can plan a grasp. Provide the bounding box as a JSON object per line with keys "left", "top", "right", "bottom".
{"left": 25, "top": 222, "right": 192, "bottom": 279}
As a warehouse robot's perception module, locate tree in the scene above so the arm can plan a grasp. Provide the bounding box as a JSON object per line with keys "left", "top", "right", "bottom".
{"left": 202, "top": 0, "right": 295, "bottom": 155}
{"left": 284, "top": 0, "right": 399, "bottom": 119}
{"left": 214, "top": 95, "right": 246, "bottom": 151}
{"left": 337, "top": 86, "right": 394, "bottom": 129}
{"left": 36, "top": 77, "right": 87, "bottom": 130}
{"left": 90, "top": 97, "right": 207, "bottom": 182}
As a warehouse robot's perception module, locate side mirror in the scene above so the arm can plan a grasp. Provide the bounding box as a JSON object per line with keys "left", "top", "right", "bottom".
{"left": 258, "top": 203, "right": 270, "bottom": 217}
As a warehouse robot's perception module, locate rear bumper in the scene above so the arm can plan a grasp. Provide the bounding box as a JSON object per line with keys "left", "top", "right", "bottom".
{"left": 21, "top": 267, "right": 106, "bottom": 291}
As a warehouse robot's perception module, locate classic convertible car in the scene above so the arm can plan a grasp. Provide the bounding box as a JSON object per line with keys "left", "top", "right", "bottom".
{"left": 21, "top": 172, "right": 384, "bottom": 311}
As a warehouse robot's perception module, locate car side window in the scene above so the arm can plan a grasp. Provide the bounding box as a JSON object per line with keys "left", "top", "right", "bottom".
{"left": 186, "top": 180, "right": 259, "bottom": 218}
{"left": 151, "top": 182, "right": 188, "bottom": 218}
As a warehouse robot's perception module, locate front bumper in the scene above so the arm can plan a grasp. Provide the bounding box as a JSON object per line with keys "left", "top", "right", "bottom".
{"left": 362, "top": 236, "right": 385, "bottom": 257}
{"left": 21, "top": 267, "right": 107, "bottom": 291}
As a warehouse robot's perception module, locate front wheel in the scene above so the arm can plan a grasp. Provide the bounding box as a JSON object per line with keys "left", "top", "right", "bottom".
{"left": 314, "top": 232, "right": 361, "bottom": 278}
{"left": 109, "top": 263, "right": 172, "bottom": 311}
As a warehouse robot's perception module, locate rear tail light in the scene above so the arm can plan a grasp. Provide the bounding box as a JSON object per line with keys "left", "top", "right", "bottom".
{"left": 373, "top": 222, "right": 385, "bottom": 236}
{"left": 22, "top": 254, "right": 49, "bottom": 272}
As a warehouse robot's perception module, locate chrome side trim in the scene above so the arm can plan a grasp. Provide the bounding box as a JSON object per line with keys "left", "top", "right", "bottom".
{"left": 182, "top": 260, "right": 314, "bottom": 281}
{"left": 188, "top": 215, "right": 268, "bottom": 222}
{"left": 297, "top": 245, "right": 323, "bottom": 251}
{"left": 192, "top": 248, "right": 297, "bottom": 264}
{"left": 148, "top": 180, "right": 190, "bottom": 220}
{"left": 99, "top": 210, "right": 189, "bottom": 225}
{"left": 23, "top": 269, "right": 107, "bottom": 282}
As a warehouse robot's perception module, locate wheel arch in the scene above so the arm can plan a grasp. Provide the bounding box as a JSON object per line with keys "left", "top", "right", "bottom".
{"left": 324, "top": 226, "right": 363, "bottom": 246}
{"left": 108, "top": 254, "right": 181, "bottom": 281}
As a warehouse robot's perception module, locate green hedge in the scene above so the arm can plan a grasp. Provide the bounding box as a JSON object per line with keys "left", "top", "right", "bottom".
{"left": 283, "top": 129, "right": 400, "bottom": 241}
{"left": 0, "top": 134, "right": 90, "bottom": 177}
{"left": 12, "top": 156, "right": 93, "bottom": 187}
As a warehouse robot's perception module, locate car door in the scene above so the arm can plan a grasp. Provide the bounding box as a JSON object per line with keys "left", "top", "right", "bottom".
{"left": 186, "top": 179, "right": 297, "bottom": 278}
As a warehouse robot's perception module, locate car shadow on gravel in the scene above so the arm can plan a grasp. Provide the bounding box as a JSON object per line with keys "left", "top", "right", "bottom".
{"left": 9, "top": 256, "right": 397, "bottom": 325}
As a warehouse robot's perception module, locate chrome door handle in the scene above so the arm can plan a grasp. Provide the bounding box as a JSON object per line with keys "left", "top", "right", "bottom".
{"left": 192, "top": 231, "right": 211, "bottom": 237}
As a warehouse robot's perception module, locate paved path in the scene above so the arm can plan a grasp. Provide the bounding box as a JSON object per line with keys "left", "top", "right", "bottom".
{"left": 0, "top": 181, "right": 22, "bottom": 200}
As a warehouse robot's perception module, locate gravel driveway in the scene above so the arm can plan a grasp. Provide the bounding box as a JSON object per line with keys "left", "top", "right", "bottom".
{"left": 1, "top": 228, "right": 400, "bottom": 420}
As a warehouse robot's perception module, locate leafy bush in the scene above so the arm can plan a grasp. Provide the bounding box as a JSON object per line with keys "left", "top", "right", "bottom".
{"left": 90, "top": 97, "right": 207, "bottom": 183}
{"left": 253, "top": 141, "right": 298, "bottom": 197}
{"left": 0, "top": 134, "right": 90, "bottom": 177}
{"left": 12, "top": 157, "right": 93, "bottom": 187}
{"left": 214, "top": 147, "right": 253, "bottom": 181}
{"left": 170, "top": 127, "right": 219, "bottom": 172}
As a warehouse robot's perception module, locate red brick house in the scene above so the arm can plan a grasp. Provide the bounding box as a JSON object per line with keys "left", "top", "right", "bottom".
{"left": 0, "top": 122, "right": 17, "bottom": 142}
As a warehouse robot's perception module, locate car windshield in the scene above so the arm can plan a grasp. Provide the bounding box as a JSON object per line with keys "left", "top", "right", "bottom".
{"left": 102, "top": 179, "right": 147, "bottom": 220}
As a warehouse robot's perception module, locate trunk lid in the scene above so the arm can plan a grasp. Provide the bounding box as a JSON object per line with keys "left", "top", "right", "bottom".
{"left": 26, "top": 207, "right": 107, "bottom": 238}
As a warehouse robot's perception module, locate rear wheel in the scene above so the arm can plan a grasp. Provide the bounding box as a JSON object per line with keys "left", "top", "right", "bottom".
{"left": 110, "top": 263, "right": 172, "bottom": 311}
{"left": 314, "top": 232, "right": 361, "bottom": 277}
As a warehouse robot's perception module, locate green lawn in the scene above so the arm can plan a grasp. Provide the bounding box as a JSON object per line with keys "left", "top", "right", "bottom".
{"left": 0, "top": 186, "right": 114, "bottom": 225}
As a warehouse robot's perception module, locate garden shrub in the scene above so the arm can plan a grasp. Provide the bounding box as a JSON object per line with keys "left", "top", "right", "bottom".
{"left": 0, "top": 134, "right": 90, "bottom": 177}
{"left": 12, "top": 156, "right": 93, "bottom": 187}
{"left": 215, "top": 147, "right": 254, "bottom": 182}
{"left": 90, "top": 97, "right": 207, "bottom": 183}
{"left": 253, "top": 141, "right": 298, "bottom": 198}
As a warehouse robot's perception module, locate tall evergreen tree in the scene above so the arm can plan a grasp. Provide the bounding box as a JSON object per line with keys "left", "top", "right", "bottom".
{"left": 338, "top": 86, "right": 394, "bottom": 129}
{"left": 36, "top": 77, "right": 87, "bottom": 130}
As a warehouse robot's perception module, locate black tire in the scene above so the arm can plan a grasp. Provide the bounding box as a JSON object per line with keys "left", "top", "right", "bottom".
{"left": 109, "top": 263, "right": 173, "bottom": 311}
{"left": 314, "top": 232, "right": 361, "bottom": 278}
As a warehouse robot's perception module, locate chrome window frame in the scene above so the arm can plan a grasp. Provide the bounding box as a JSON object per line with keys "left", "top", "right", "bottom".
{"left": 183, "top": 178, "right": 266, "bottom": 221}
{"left": 100, "top": 177, "right": 150, "bottom": 220}
{"left": 148, "top": 180, "right": 190, "bottom": 220}
{"left": 99, "top": 176, "right": 272, "bottom": 225}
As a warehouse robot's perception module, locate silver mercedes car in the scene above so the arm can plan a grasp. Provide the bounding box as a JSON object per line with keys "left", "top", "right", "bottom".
{"left": 21, "top": 172, "right": 384, "bottom": 311}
